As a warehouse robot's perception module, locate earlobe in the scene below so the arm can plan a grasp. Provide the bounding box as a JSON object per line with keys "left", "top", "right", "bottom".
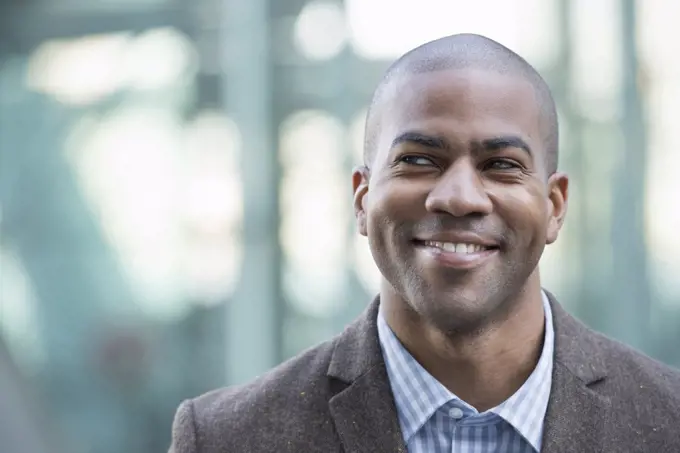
{"left": 546, "top": 172, "right": 569, "bottom": 244}
{"left": 352, "top": 166, "right": 370, "bottom": 237}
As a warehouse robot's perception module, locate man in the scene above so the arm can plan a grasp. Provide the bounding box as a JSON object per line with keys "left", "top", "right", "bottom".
{"left": 170, "top": 34, "right": 680, "bottom": 453}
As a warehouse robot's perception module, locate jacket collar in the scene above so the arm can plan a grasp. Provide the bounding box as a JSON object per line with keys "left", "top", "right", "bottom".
{"left": 327, "top": 296, "right": 407, "bottom": 453}
{"left": 326, "top": 292, "right": 612, "bottom": 453}
{"left": 541, "top": 291, "right": 611, "bottom": 453}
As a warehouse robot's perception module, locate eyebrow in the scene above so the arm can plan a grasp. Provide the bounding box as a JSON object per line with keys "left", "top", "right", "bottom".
{"left": 390, "top": 132, "right": 448, "bottom": 150}
{"left": 477, "top": 136, "right": 532, "bottom": 155}
{"left": 390, "top": 131, "right": 532, "bottom": 156}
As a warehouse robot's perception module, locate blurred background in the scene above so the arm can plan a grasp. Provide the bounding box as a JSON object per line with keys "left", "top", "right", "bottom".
{"left": 0, "top": 0, "right": 678, "bottom": 452}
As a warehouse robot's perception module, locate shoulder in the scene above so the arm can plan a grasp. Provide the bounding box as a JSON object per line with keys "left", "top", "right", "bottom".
{"left": 548, "top": 293, "right": 680, "bottom": 407}
{"left": 170, "top": 339, "right": 341, "bottom": 453}
{"left": 596, "top": 331, "right": 680, "bottom": 400}
{"left": 169, "top": 297, "right": 383, "bottom": 453}
{"left": 193, "top": 338, "right": 336, "bottom": 418}
{"left": 548, "top": 295, "right": 680, "bottom": 447}
{"left": 591, "top": 330, "right": 680, "bottom": 443}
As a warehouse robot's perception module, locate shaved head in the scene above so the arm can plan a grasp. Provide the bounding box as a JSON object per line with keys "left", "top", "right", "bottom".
{"left": 364, "top": 33, "right": 559, "bottom": 175}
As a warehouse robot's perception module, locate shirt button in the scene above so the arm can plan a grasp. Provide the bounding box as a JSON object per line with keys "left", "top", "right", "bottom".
{"left": 449, "top": 407, "right": 464, "bottom": 420}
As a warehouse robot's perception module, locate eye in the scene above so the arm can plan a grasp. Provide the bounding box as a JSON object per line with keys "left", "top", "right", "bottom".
{"left": 398, "top": 155, "right": 436, "bottom": 166}
{"left": 484, "top": 159, "right": 520, "bottom": 171}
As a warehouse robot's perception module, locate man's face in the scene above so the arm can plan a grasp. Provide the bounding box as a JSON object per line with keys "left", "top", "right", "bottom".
{"left": 353, "top": 68, "right": 568, "bottom": 334}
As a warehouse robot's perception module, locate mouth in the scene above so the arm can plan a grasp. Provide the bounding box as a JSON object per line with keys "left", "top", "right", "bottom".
{"left": 412, "top": 239, "right": 499, "bottom": 269}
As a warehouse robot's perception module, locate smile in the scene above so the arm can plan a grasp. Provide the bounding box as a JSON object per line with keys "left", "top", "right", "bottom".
{"left": 414, "top": 240, "right": 499, "bottom": 269}
{"left": 420, "top": 241, "right": 491, "bottom": 254}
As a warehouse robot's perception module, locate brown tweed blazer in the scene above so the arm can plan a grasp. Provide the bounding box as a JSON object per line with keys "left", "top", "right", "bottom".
{"left": 169, "top": 293, "right": 680, "bottom": 453}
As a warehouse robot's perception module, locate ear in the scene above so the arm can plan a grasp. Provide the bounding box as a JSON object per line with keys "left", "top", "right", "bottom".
{"left": 352, "top": 165, "right": 371, "bottom": 237}
{"left": 546, "top": 172, "right": 569, "bottom": 244}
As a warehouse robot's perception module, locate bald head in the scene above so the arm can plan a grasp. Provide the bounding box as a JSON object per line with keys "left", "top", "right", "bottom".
{"left": 364, "top": 33, "right": 559, "bottom": 175}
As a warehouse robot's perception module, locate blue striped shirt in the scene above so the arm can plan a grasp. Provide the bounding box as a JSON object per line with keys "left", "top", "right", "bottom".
{"left": 377, "top": 292, "right": 554, "bottom": 453}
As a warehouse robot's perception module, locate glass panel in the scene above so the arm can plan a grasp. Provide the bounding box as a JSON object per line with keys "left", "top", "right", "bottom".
{"left": 0, "top": 27, "right": 238, "bottom": 452}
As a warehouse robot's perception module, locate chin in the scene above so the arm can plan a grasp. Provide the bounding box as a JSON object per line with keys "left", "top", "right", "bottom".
{"left": 413, "top": 289, "right": 503, "bottom": 334}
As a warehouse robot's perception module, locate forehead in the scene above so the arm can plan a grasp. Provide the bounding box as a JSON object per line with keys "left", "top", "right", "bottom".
{"left": 376, "top": 68, "right": 542, "bottom": 148}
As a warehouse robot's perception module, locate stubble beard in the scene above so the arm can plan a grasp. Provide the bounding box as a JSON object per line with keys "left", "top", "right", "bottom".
{"left": 399, "top": 255, "right": 522, "bottom": 338}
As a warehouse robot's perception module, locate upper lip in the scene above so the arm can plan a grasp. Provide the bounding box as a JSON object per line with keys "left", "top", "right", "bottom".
{"left": 413, "top": 232, "right": 498, "bottom": 248}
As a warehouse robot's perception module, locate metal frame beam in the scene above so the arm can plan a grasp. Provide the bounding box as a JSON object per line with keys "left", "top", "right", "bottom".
{"left": 0, "top": 4, "right": 190, "bottom": 53}
{"left": 222, "top": 0, "right": 283, "bottom": 384}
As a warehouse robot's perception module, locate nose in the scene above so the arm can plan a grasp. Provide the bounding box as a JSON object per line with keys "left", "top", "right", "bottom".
{"left": 424, "top": 159, "right": 493, "bottom": 217}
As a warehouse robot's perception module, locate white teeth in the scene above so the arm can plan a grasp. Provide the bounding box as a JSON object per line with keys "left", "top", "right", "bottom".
{"left": 423, "top": 241, "right": 486, "bottom": 254}
{"left": 442, "top": 243, "right": 457, "bottom": 253}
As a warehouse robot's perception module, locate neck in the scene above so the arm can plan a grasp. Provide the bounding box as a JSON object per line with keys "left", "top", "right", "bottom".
{"left": 381, "top": 276, "right": 546, "bottom": 412}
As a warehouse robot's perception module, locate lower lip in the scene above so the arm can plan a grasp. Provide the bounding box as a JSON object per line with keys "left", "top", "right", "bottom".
{"left": 415, "top": 244, "right": 498, "bottom": 269}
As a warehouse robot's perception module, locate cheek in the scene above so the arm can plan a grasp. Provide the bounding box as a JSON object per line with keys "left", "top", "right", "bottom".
{"left": 367, "top": 183, "right": 426, "bottom": 224}
{"left": 490, "top": 188, "right": 549, "bottom": 242}
{"left": 364, "top": 193, "right": 392, "bottom": 249}
{"left": 364, "top": 186, "right": 424, "bottom": 256}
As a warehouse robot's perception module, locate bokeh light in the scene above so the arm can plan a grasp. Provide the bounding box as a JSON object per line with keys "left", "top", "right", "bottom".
{"left": 293, "top": 1, "right": 348, "bottom": 61}
{"left": 280, "top": 110, "right": 349, "bottom": 317}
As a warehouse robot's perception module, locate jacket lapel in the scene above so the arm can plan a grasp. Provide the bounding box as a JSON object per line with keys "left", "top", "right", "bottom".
{"left": 329, "top": 367, "right": 407, "bottom": 453}
{"left": 541, "top": 361, "right": 610, "bottom": 453}
{"left": 327, "top": 292, "right": 614, "bottom": 453}
{"left": 541, "top": 293, "right": 612, "bottom": 453}
{"left": 326, "top": 297, "right": 407, "bottom": 453}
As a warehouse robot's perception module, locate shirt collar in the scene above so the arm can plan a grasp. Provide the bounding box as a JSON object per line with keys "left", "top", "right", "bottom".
{"left": 377, "top": 291, "right": 554, "bottom": 451}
